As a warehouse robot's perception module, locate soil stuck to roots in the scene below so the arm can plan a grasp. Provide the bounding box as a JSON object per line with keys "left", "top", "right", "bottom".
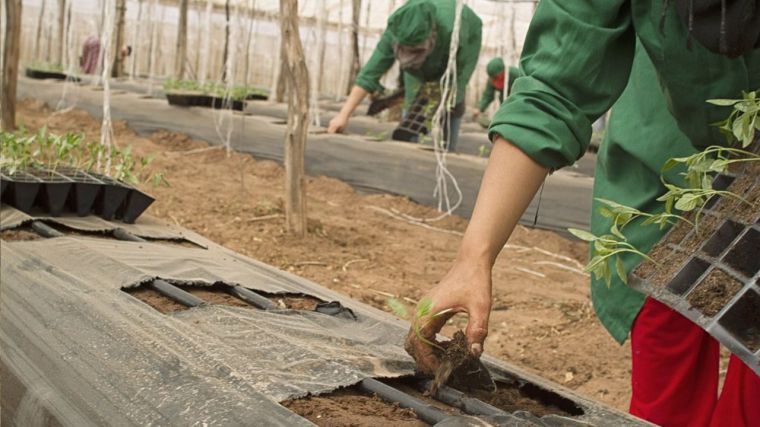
{"left": 282, "top": 388, "right": 425, "bottom": 427}
{"left": 431, "top": 331, "right": 494, "bottom": 395}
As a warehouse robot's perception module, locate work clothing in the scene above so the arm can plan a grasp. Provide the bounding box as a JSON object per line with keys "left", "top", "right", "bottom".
{"left": 355, "top": 0, "right": 482, "bottom": 108}
{"left": 489, "top": 0, "right": 760, "bottom": 344}
{"left": 630, "top": 298, "right": 760, "bottom": 426}
{"left": 477, "top": 59, "right": 521, "bottom": 112}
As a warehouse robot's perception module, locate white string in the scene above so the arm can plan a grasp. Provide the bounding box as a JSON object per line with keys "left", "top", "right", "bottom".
{"left": 335, "top": 0, "right": 345, "bottom": 100}
{"left": 147, "top": 0, "right": 161, "bottom": 96}
{"left": 427, "top": 0, "right": 465, "bottom": 221}
{"left": 199, "top": 0, "right": 213, "bottom": 84}
{"left": 310, "top": 0, "right": 326, "bottom": 127}
{"left": 98, "top": 0, "right": 116, "bottom": 175}
{"left": 212, "top": 0, "right": 240, "bottom": 156}
{"left": 55, "top": 1, "right": 79, "bottom": 112}
{"left": 129, "top": 0, "right": 144, "bottom": 81}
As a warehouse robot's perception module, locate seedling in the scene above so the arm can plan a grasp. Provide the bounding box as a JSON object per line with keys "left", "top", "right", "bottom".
{"left": 708, "top": 90, "right": 759, "bottom": 148}
{"left": 568, "top": 227, "right": 653, "bottom": 286}
{"left": 388, "top": 297, "right": 452, "bottom": 351}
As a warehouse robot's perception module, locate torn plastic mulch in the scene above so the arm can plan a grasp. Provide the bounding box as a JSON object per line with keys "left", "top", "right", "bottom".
{"left": 0, "top": 205, "right": 205, "bottom": 246}
{"left": 1, "top": 238, "right": 413, "bottom": 403}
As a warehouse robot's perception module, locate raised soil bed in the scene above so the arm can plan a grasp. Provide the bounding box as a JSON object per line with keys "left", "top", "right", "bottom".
{"left": 25, "top": 68, "right": 81, "bottom": 82}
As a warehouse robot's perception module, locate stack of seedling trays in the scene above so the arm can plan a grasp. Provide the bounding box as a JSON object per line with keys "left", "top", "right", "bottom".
{"left": 631, "top": 146, "right": 760, "bottom": 376}
{"left": 0, "top": 167, "right": 154, "bottom": 223}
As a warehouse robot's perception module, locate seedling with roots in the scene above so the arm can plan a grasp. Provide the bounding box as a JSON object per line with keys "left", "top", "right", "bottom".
{"left": 388, "top": 297, "right": 453, "bottom": 351}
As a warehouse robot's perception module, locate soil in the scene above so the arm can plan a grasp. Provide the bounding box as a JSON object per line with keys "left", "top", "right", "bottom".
{"left": 649, "top": 250, "right": 690, "bottom": 288}
{"left": 430, "top": 331, "right": 494, "bottom": 395}
{"left": 468, "top": 380, "right": 575, "bottom": 418}
{"left": 667, "top": 220, "right": 692, "bottom": 246}
{"left": 714, "top": 175, "right": 754, "bottom": 223}
{"left": 282, "top": 388, "right": 425, "bottom": 427}
{"left": 0, "top": 228, "right": 43, "bottom": 241}
{"left": 687, "top": 269, "right": 742, "bottom": 317}
{"left": 183, "top": 284, "right": 255, "bottom": 308}
{"left": 634, "top": 244, "right": 675, "bottom": 281}
{"left": 680, "top": 214, "right": 722, "bottom": 253}
{"left": 125, "top": 286, "right": 189, "bottom": 314}
{"left": 267, "top": 293, "right": 323, "bottom": 311}
{"left": 14, "top": 99, "right": 633, "bottom": 410}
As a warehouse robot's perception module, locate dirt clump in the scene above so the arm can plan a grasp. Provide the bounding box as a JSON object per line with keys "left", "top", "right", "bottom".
{"left": 282, "top": 389, "right": 425, "bottom": 427}
{"left": 429, "top": 331, "right": 494, "bottom": 395}
{"left": 687, "top": 269, "right": 742, "bottom": 317}
{"left": 1, "top": 228, "right": 43, "bottom": 241}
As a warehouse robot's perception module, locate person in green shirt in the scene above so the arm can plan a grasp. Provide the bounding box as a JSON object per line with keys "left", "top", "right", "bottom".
{"left": 405, "top": 1, "right": 760, "bottom": 425}
{"left": 473, "top": 58, "right": 520, "bottom": 122}
{"left": 327, "top": 0, "right": 482, "bottom": 152}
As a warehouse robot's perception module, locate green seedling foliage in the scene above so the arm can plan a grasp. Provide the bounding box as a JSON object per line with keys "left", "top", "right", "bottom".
{"left": 0, "top": 130, "right": 169, "bottom": 188}
{"left": 708, "top": 90, "right": 759, "bottom": 148}
{"left": 387, "top": 296, "right": 453, "bottom": 352}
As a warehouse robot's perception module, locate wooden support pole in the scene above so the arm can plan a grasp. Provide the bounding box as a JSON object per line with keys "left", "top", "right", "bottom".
{"left": 1, "top": 0, "right": 22, "bottom": 131}
{"left": 221, "top": 0, "right": 231, "bottom": 82}
{"left": 175, "top": 0, "right": 188, "bottom": 79}
{"left": 34, "top": 0, "right": 46, "bottom": 62}
{"left": 111, "top": 0, "right": 127, "bottom": 78}
{"left": 346, "top": 0, "right": 360, "bottom": 95}
{"left": 279, "top": 0, "right": 310, "bottom": 237}
{"left": 55, "top": 0, "right": 65, "bottom": 65}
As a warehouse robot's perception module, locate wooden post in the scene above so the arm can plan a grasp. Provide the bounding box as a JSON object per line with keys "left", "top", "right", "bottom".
{"left": 1, "top": 0, "right": 22, "bottom": 131}
{"left": 111, "top": 0, "right": 126, "bottom": 78}
{"left": 279, "top": 0, "right": 310, "bottom": 237}
{"left": 221, "top": 0, "right": 231, "bottom": 81}
{"left": 175, "top": 0, "right": 188, "bottom": 79}
{"left": 275, "top": 38, "right": 287, "bottom": 102}
{"left": 346, "top": 0, "right": 360, "bottom": 95}
{"left": 54, "top": 0, "right": 65, "bottom": 65}
{"left": 130, "top": 0, "right": 144, "bottom": 79}
{"left": 34, "top": 0, "right": 46, "bottom": 62}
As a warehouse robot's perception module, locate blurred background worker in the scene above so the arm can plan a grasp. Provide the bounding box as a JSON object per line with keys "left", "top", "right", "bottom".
{"left": 328, "top": 0, "right": 482, "bottom": 152}
{"left": 473, "top": 57, "right": 520, "bottom": 125}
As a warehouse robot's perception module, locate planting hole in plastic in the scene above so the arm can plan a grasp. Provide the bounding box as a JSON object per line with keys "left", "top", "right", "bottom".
{"left": 723, "top": 228, "right": 760, "bottom": 278}
{"left": 124, "top": 286, "right": 191, "bottom": 314}
{"left": 718, "top": 289, "right": 760, "bottom": 352}
{"left": 701, "top": 220, "right": 744, "bottom": 257}
{"left": 667, "top": 257, "right": 711, "bottom": 296}
{"left": 462, "top": 378, "right": 584, "bottom": 418}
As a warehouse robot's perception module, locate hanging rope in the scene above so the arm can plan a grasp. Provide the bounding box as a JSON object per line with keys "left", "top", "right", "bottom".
{"left": 427, "top": 0, "right": 465, "bottom": 220}
{"left": 98, "top": 0, "right": 116, "bottom": 175}
{"left": 199, "top": 0, "right": 213, "bottom": 84}
{"left": 147, "top": 0, "right": 162, "bottom": 96}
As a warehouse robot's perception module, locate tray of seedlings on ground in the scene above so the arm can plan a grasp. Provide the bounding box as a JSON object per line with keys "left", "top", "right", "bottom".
{"left": 0, "top": 129, "right": 166, "bottom": 222}
{"left": 575, "top": 92, "right": 760, "bottom": 376}
{"left": 392, "top": 84, "right": 441, "bottom": 143}
{"left": 163, "top": 78, "right": 268, "bottom": 111}
{"left": 25, "top": 62, "right": 81, "bottom": 82}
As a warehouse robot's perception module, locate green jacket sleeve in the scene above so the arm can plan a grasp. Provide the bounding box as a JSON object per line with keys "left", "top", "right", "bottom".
{"left": 455, "top": 12, "right": 482, "bottom": 105}
{"left": 478, "top": 80, "right": 495, "bottom": 112}
{"left": 489, "top": 0, "right": 636, "bottom": 170}
{"left": 355, "top": 31, "right": 395, "bottom": 94}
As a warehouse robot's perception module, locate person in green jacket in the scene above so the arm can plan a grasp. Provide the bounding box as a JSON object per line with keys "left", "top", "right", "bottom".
{"left": 405, "top": 1, "right": 760, "bottom": 425}
{"left": 327, "top": 0, "right": 482, "bottom": 152}
{"left": 473, "top": 58, "right": 519, "bottom": 122}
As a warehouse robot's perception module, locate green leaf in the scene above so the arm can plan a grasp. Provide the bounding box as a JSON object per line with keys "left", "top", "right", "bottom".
{"left": 706, "top": 99, "right": 741, "bottom": 106}
{"left": 615, "top": 256, "right": 628, "bottom": 285}
{"left": 675, "top": 193, "right": 701, "bottom": 211}
{"left": 416, "top": 297, "right": 433, "bottom": 319}
{"left": 598, "top": 207, "right": 613, "bottom": 218}
{"left": 568, "top": 228, "right": 597, "bottom": 242}
{"left": 387, "top": 298, "right": 408, "bottom": 319}
{"left": 610, "top": 222, "right": 626, "bottom": 240}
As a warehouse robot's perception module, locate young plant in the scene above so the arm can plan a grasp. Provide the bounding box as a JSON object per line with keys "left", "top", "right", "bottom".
{"left": 568, "top": 227, "right": 654, "bottom": 287}
{"left": 388, "top": 297, "right": 452, "bottom": 351}
{"left": 708, "top": 90, "right": 759, "bottom": 148}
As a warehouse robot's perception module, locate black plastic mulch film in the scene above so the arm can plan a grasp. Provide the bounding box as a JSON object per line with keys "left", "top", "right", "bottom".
{"left": 631, "top": 142, "right": 760, "bottom": 376}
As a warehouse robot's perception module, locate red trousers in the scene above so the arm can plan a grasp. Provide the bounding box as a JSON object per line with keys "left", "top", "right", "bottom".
{"left": 630, "top": 298, "right": 760, "bottom": 427}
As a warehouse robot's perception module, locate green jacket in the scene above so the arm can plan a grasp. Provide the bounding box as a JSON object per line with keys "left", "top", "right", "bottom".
{"left": 355, "top": 0, "right": 482, "bottom": 107}
{"left": 478, "top": 66, "right": 521, "bottom": 112}
{"left": 489, "top": 0, "right": 760, "bottom": 343}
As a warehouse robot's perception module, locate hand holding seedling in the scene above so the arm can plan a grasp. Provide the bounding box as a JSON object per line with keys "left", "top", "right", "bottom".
{"left": 403, "top": 261, "right": 493, "bottom": 376}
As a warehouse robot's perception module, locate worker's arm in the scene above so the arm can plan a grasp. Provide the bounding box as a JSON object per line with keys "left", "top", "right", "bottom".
{"left": 328, "top": 31, "right": 395, "bottom": 134}
{"left": 406, "top": 0, "right": 636, "bottom": 373}
{"left": 454, "top": 11, "right": 482, "bottom": 105}
{"left": 405, "top": 137, "right": 548, "bottom": 374}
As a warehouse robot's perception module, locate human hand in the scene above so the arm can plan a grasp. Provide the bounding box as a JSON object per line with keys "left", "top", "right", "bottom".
{"left": 404, "top": 260, "right": 492, "bottom": 376}
{"left": 327, "top": 114, "right": 349, "bottom": 134}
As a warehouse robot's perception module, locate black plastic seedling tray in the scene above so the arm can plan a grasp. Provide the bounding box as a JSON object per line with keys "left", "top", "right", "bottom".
{"left": 0, "top": 167, "right": 154, "bottom": 223}
{"left": 25, "top": 68, "right": 81, "bottom": 82}
{"left": 630, "top": 144, "right": 760, "bottom": 376}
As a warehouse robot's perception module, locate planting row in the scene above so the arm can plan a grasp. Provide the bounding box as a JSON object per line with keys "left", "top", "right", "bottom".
{"left": 25, "top": 67, "right": 81, "bottom": 82}
{"left": 0, "top": 167, "right": 153, "bottom": 223}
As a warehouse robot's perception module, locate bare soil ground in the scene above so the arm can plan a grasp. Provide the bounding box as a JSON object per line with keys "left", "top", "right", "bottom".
{"left": 14, "top": 99, "right": 633, "bottom": 410}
